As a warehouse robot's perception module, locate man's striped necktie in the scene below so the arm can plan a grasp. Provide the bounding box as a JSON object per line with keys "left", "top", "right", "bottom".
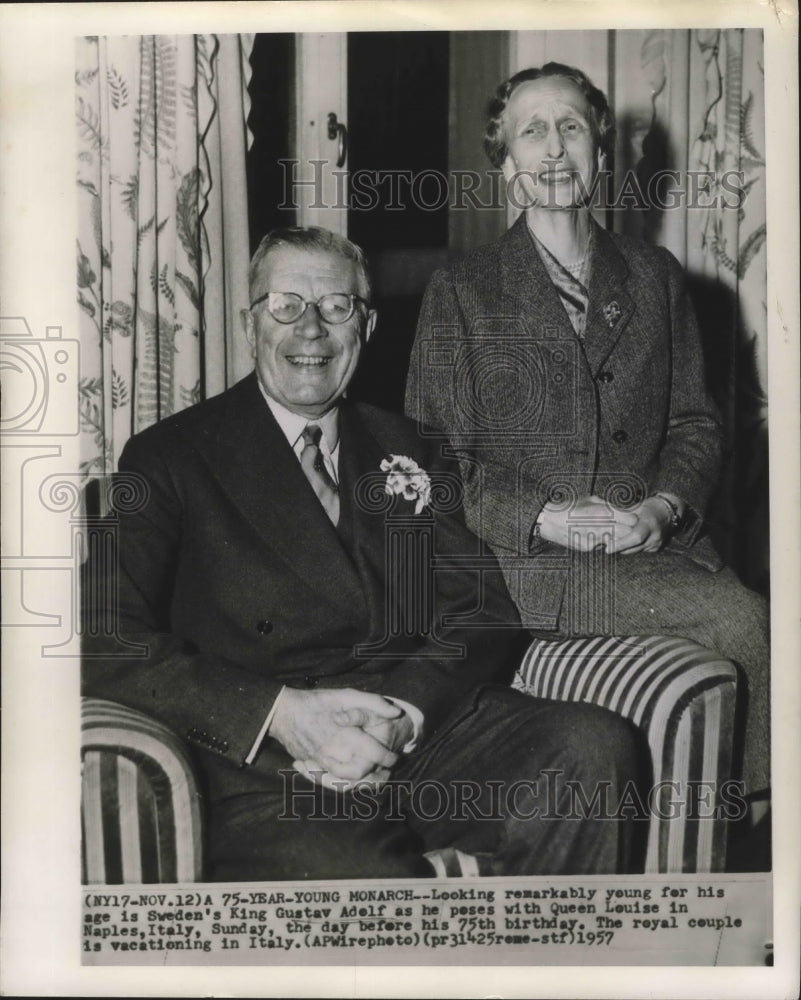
{"left": 300, "top": 424, "right": 340, "bottom": 525}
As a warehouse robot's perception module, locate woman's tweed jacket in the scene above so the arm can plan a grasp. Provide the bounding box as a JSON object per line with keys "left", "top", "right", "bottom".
{"left": 406, "top": 216, "right": 724, "bottom": 629}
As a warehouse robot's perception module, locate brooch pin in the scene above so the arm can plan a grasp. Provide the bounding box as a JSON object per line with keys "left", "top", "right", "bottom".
{"left": 603, "top": 301, "right": 621, "bottom": 327}
{"left": 380, "top": 455, "right": 432, "bottom": 514}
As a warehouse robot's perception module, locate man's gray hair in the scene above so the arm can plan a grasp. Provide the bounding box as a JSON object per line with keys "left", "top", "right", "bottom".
{"left": 249, "top": 226, "right": 372, "bottom": 304}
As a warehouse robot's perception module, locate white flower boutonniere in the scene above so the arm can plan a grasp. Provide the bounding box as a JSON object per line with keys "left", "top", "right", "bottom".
{"left": 380, "top": 455, "right": 432, "bottom": 514}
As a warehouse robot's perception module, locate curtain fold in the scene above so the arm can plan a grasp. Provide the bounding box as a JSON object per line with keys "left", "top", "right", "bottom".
{"left": 687, "top": 29, "right": 768, "bottom": 591}
{"left": 76, "top": 34, "right": 254, "bottom": 478}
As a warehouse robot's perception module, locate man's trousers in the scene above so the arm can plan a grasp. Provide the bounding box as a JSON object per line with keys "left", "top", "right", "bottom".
{"left": 208, "top": 686, "right": 646, "bottom": 881}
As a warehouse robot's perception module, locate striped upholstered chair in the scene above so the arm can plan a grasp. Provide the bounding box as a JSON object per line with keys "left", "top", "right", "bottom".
{"left": 81, "top": 634, "right": 737, "bottom": 883}
{"left": 81, "top": 699, "right": 203, "bottom": 884}
{"left": 513, "top": 634, "right": 737, "bottom": 873}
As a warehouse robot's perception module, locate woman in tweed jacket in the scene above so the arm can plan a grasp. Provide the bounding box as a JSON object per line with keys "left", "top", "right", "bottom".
{"left": 405, "top": 64, "right": 769, "bottom": 854}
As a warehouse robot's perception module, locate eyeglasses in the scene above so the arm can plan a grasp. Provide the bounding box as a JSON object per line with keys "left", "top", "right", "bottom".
{"left": 250, "top": 291, "right": 366, "bottom": 325}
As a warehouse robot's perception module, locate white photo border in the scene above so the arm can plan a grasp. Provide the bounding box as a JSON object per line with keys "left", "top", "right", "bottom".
{"left": 1, "top": 1, "right": 798, "bottom": 997}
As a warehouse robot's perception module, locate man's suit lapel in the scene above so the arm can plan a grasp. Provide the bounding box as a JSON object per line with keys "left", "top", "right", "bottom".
{"left": 336, "top": 403, "right": 408, "bottom": 634}
{"left": 196, "top": 375, "right": 366, "bottom": 618}
{"left": 336, "top": 402, "right": 388, "bottom": 562}
{"left": 583, "top": 220, "right": 636, "bottom": 376}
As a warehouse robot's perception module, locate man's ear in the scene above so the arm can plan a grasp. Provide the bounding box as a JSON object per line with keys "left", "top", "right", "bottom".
{"left": 365, "top": 309, "right": 377, "bottom": 343}
{"left": 241, "top": 307, "right": 256, "bottom": 352}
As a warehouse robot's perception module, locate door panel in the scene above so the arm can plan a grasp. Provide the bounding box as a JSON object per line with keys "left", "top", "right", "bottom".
{"left": 295, "top": 33, "right": 348, "bottom": 234}
{"left": 291, "top": 31, "right": 512, "bottom": 411}
{"left": 448, "top": 31, "right": 509, "bottom": 257}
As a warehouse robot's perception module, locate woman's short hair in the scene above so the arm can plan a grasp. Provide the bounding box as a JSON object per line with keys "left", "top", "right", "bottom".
{"left": 483, "top": 62, "right": 616, "bottom": 168}
{"left": 249, "top": 226, "right": 372, "bottom": 303}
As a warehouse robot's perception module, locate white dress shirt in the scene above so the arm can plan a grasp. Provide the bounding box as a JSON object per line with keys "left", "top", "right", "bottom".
{"left": 262, "top": 391, "right": 341, "bottom": 485}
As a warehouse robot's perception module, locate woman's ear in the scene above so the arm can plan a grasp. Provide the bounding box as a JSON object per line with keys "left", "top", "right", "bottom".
{"left": 596, "top": 147, "right": 606, "bottom": 175}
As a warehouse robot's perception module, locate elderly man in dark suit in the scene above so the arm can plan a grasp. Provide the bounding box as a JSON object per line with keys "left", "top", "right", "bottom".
{"left": 83, "top": 225, "right": 642, "bottom": 881}
{"left": 405, "top": 64, "right": 769, "bottom": 838}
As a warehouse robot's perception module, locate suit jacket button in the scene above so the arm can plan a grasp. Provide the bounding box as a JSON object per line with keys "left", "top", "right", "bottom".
{"left": 612, "top": 429, "right": 628, "bottom": 443}
{"left": 256, "top": 619, "right": 273, "bottom": 634}
{"left": 303, "top": 675, "right": 318, "bottom": 688}
{"left": 598, "top": 370, "right": 614, "bottom": 383}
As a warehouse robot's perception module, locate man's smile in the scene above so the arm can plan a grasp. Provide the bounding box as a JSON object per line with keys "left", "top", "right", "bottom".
{"left": 286, "top": 355, "right": 332, "bottom": 367}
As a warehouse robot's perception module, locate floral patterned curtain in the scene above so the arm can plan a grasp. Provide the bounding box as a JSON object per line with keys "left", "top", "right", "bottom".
{"left": 612, "top": 28, "right": 768, "bottom": 592}
{"left": 76, "top": 34, "right": 254, "bottom": 479}
{"left": 689, "top": 29, "right": 767, "bottom": 594}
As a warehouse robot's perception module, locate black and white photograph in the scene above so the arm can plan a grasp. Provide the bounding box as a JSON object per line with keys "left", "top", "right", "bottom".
{"left": 1, "top": 2, "right": 798, "bottom": 997}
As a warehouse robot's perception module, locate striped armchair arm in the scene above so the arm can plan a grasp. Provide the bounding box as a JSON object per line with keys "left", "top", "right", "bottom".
{"left": 513, "top": 635, "right": 737, "bottom": 873}
{"left": 81, "top": 699, "right": 204, "bottom": 884}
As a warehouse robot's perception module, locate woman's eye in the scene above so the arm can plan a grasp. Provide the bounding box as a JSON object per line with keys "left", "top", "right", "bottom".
{"left": 523, "top": 123, "right": 546, "bottom": 137}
